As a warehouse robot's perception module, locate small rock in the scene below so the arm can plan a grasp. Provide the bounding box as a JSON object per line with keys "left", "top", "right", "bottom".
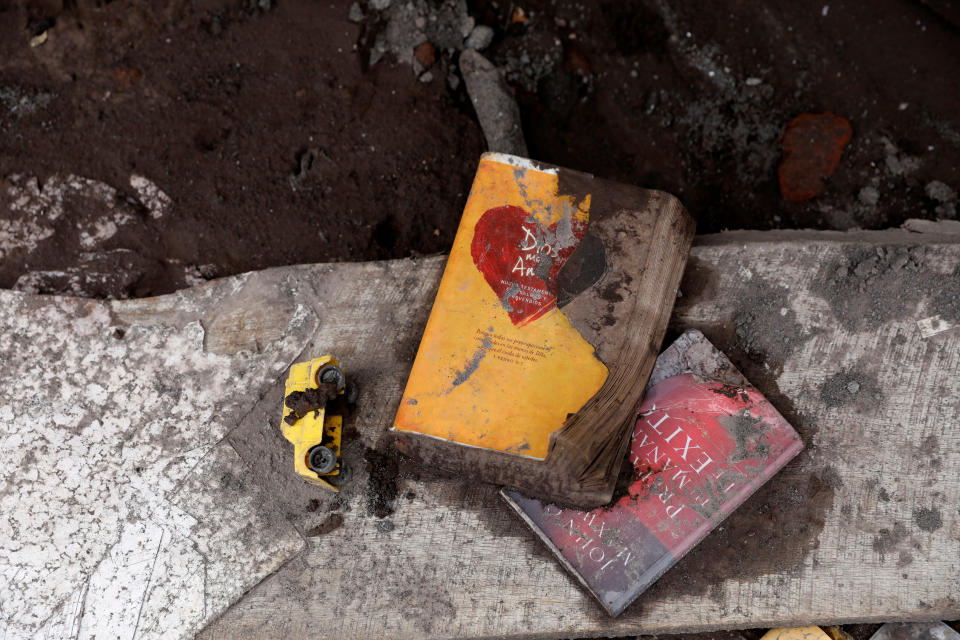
{"left": 369, "top": 0, "right": 391, "bottom": 10}
{"left": 926, "top": 180, "right": 958, "bottom": 218}
{"left": 925, "top": 180, "right": 957, "bottom": 204}
{"left": 29, "top": 31, "right": 48, "bottom": 48}
{"left": 846, "top": 381, "right": 860, "bottom": 394}
{"left": 745, "top": 77, "right": 762, "bottom": 86}
{"left": 459, "top": 49, "right": 528, "bottom": 156}
{"left": 882, "top": 137, "right": 921, "bottom": 177}
{"left": 414, "top": 41, "right": 436, "bottom": 68}
{"left": 184, "top": 264, "right": 218, "bottom": 287}
{"left": 858, "top": 185, "right": 880, "bottom": 206}
{"left": 110, "top": 68, "right": 143, "bottom": 87}
{"left": 778, "top": 112, "right": 853, "bottom": 203}
{"left": 419, "top": 71, "right": 434, "bottom": 83}
{"left": 854, "top": 256, "right": 879, "bottom": 277}
{"left": 348, "top": 2, "right": 364, "bottom": 22}
{"left": 459, "top": 15, "right": 476, "bottom": 39}
{"left": 465, "top": 25, "right": 494, "bottom": 50}
{"left": 885, "top": 155, "right": 904, "bottom": 175}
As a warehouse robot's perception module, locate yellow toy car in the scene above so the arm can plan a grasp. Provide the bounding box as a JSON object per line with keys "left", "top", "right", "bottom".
{"left": 281, "top": 355, "right": 349, "bottom": 492}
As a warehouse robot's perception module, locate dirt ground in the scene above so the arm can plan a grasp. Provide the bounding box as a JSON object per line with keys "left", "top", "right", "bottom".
{"left": 1, "top": 0, "right": 958, "bottom": 297}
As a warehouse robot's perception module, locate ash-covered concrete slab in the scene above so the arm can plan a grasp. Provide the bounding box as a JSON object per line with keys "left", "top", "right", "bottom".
{"left": 202, "top": 225, "right": 960, "bottom": 639}
{"left": 4, "top": 223, "right": 960, "bottom": 640}
{"left": 0, "top": 271, "right": 313, "bottom": 638}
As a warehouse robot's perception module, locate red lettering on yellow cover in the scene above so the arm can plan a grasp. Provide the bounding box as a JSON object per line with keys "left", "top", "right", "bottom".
{"left": 470, "top": 205, "right": 585, "bottom": 326}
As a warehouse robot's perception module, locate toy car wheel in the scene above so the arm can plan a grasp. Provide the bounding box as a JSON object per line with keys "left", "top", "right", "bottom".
{"left": 345, "top": 381, "right": 358, "bottom": 405}
{"left": 316, "top": 365, "right": 346, "bottom": 392}
{"left": 307, "top": 445, "right": 337, "bottom": 474}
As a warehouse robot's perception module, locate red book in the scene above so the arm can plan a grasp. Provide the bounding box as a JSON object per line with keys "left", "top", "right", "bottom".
{"left": 501, "top": 329, "right": 804, "bottom": 616}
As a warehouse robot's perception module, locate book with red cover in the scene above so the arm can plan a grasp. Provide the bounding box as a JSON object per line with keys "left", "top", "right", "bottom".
{"left": 501, "top": 329, "right": 804, "bottom": 616}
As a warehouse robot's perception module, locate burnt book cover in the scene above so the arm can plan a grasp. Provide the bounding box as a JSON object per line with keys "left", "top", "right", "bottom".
{"left": 501, "top": 329, "right": 804, "bottom": 616}
{"left": 392, "top": 152, "right": 695, "bottom": 508}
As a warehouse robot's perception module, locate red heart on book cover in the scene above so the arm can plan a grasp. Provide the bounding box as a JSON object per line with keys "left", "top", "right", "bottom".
{"left": 470, "top": 205, "right": 585, "bottom": 325}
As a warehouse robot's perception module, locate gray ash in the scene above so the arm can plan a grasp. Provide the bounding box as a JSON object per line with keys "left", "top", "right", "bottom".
{"left": 814, "top": 245, "right": 960, "bottom": 330}
{"left": 734, "top": 278, "right": 809, "bottom": 369}
{"left": 364, "top": 447, "right": 401, "bottom": 519}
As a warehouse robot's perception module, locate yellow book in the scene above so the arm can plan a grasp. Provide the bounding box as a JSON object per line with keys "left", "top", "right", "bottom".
{"left": 392, "top": 153, "right": 694, "bottom": 507}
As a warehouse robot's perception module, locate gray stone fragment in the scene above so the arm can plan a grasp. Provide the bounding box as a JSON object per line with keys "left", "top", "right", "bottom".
{"left": 459, "top": 49, "right": 528, "bottom": 156}
{"left": 859, "top": 185, "right": 880, "bottom": 207}
{"left": 869, "top": 622, "right": 960, "bottom": 640}
{"left": 459, "top": 14, "right": 476, "bottom": 38}
{"left": 465, "top": 24, "right": 494, "bottom": 50}
{"left": 348, "top": 2, "right": 364, "bottom": 22}
{"left": 926, "top": 180, "right": 957, "bottom": 204}
{"left": 0, "top": 86, "right": 53, "bottom": 117}
{"left": 882, "top": 137, "right": 921, "bottom": 177}
{"left": 926, "top": 181, "right": 958, "bottom": 219}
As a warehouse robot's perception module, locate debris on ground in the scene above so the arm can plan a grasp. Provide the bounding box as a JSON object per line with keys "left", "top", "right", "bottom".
{"left": 778, "top": 112, "right": 853, "bottom": 202}
{"left": 366, "top": 0, "right": 494, "bottom": 77}
{"left": 925, "top": 180, "right": 958, "bottom": 218}
{"left": 459, "top": 49, "right": 528, "bottom": 155}
{"left": 2, "top": 1, "right": 958, "bottom": 297}
{"left": 868, "top": 622, "right": 960, "bottom": 640}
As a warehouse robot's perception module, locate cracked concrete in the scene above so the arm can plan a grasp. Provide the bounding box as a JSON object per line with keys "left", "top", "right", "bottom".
{"left": 0, "top": 274, "right": 314, "bottom": 638}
